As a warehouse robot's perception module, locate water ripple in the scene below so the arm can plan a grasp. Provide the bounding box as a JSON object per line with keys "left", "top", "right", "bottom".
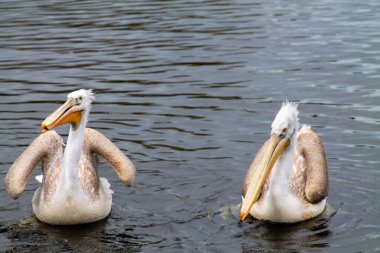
{"left": 1, "top": 0, "right": 379, "bottom": 252}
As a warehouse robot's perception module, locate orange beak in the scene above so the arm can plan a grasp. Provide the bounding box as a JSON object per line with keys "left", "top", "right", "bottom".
{"left": 41, "top": 98, "right": 83, "bottom": 133}
{"left": 240, "top": 134, "right": 290, "bottom": 221}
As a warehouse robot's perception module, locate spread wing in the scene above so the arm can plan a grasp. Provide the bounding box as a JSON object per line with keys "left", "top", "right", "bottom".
{"left": 5, "top": 131, "right": 63, "bottom": 199}
{"left": 84, "top": 128, "right": 136, "bottom": 187}
{"left": 297, "top": 125, "right": 328, "bottom": 204}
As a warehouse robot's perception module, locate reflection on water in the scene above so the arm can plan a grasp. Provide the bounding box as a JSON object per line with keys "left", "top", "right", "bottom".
{"left": 240, "top": 206, "right": 336, "bottom": 251}
{"left": 2, "top": 217, "right": 142, "bottom": 251}
{"left": 1, "top": 0, "right": 380, "bottom": 252}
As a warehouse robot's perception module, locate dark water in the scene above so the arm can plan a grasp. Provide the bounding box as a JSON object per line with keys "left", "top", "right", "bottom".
{"left": 1, "top": 0, "right": 379, "bottom": 252}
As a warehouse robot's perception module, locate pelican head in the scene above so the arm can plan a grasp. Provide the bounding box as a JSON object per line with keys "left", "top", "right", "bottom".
{"left": 240, "top": 101, "right": 300, "bottom": 221}
{"left": 41, "top": 89, "right": 95, "bottom": 133}
{"left": 271, "top": 101, "right": 299, "bottom": 138}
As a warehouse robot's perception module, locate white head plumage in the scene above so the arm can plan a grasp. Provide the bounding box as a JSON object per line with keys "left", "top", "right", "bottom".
{"left": 67, "top": 89, "right": 95, "bottom": 110}
{"left": 271, "top": 101, "right": 299, "bottom": 138}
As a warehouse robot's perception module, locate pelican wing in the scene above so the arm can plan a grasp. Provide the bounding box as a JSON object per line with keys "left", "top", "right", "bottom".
{"left": 85, "top": 128, "right": 136, "bottom": 186}
{"left": 297, "top": 125, "right": 328, "bottom": 204}
{"left": 242, "top": 139, "right": 272, "bottom": 196}
{"left": 5, "top": 131, "right": 63, "bottom": 199}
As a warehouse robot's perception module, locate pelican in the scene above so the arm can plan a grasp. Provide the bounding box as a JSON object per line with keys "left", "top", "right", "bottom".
{"left": 240, "top": 101, "right": 328, "bottom": 223}
{"left": 5, "top": 89, "right": 136, "bottom": 225}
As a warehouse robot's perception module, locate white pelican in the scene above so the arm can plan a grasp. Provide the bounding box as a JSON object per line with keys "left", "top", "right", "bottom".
{"left": 5, "top": 89, "right": 136, "bottom": 225}
{"left": 240, "top": 101, "right": 328, "bottom": 223}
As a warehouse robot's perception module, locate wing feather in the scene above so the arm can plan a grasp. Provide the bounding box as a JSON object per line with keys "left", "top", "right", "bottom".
{"left": 5, "top": 131, "right": 63, "bottom": 199}
{"left": 84, "top": 128, "right": 135, "bottom": 187}
{"left": 297, "top": 125, "right": 328, "bottom": 204}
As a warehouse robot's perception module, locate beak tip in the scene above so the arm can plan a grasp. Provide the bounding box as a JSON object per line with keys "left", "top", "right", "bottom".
{"left": 240, "top": 211, "right": 247, "bottom": 221}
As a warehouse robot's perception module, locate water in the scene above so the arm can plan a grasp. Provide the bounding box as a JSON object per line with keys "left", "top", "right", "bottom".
{"left": 0, "top": 0, "right": 379, "bottom": 252}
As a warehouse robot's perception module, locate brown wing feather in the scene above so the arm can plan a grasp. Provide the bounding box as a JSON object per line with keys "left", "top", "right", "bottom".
{"left": 84, "top": 128, "right": 135, "bottom": 187}
{"left": 297, "top": 126, "right": 328, "bottom": 204}
{"left": 242, "top": 139, "right": 271, "bottom": 196}
{"left": 5, "top": 131, "right": 63, "bottom": 199}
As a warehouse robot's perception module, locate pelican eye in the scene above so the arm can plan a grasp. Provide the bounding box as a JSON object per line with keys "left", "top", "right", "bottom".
{"left": 280, "top": 128, "right": 287, "bottom": 137}
{"left": 75, "top": 97, "right": 82, "bottom": 105}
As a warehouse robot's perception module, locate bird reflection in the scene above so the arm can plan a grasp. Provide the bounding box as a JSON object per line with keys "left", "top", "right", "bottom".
{"left": 241, "top": 206, "right": 335, "bottom": 252}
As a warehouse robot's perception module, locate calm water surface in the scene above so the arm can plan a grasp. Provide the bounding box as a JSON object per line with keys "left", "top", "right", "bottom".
{"left": 0, "top": 0, "right": 379, "bottom": 252}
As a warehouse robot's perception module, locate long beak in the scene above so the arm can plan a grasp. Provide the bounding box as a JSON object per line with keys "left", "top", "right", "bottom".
{"left": 240, "top": 134, "right": 290, "bottom": 221}
{"left": 41, "top": 98, "right": 83, "bottom": 133}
